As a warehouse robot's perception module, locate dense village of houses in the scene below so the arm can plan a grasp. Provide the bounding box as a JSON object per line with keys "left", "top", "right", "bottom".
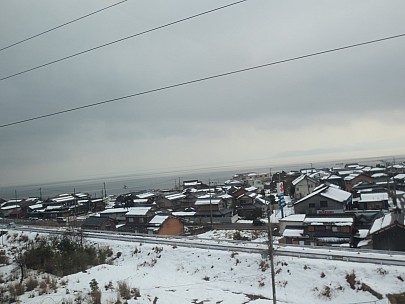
{"left": 1, "top": 161, "right": 405, "bottom": 251}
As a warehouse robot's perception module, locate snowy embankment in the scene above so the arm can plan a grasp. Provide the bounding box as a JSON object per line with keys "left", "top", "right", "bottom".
{"left": 1, "top": 230, "right": 405, "bottom": 304}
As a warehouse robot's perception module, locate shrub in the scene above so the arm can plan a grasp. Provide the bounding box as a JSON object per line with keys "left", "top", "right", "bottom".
{"left": 320, "top": 272, "right": 326, "bottom": 278}
{"left": 25, "top": 276, "right": 38, "bottom": 291}
{"left": 259, "top": 260, "right": 269, "bottom": 272}
{"left": 232, "top": 231, "right": 249, "bottom": 241}
{"left": 117, "top": 280, "right": 131, "bottom": 300}
{"left": 39, "top": 280, "right": 48, "bottom": 295}
{"left": 0, "top": 250, "right": 9, "bottom": 264}
{"left": 346, "top": 271, "right": 357, "bottom": 289}
{"left": 320, "top": 286, "right": 332, "bottom": 298}
{"left": 91, "top": 289, "right": 102, "bottom": 304}
{"left": 22, "top": 235, "right": 112, "bottom": 277}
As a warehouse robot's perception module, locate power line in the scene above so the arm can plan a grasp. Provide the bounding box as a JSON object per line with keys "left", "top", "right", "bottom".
{"left": 0, "top": 0, "right": 128, "bottom": 52}
{"left": 0, "top": 0, "right": 248, "bottom": 82}
{"left": 0, "top": 33, "right": 403, "bottom": 129}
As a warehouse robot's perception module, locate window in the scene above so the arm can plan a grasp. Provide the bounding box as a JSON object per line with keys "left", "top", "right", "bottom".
{"left": 342, "top": 226, "right": 351, "bottom": 233}
{"left": 320, "top": 201, "right": 328, "bottom": 208}
{"left": 139, "top": 218, "right": 145, "bottom": 224}
{"left": 128, "top": 218, "right": 134, "bottom": 223}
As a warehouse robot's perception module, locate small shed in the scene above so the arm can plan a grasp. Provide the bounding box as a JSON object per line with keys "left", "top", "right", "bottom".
{"left": 147, "top": 215, "right": 184, "bottom": 236}
{"left": 368, "top": 210, "right": 405, "bottom": 251}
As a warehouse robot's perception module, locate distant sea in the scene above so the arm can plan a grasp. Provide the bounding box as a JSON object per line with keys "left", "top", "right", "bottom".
{"left": 1, "top": 154, "right": 404, "bottom": 200}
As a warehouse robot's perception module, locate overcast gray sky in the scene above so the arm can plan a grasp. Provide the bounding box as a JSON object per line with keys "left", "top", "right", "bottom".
{"left": 1, "top": 0, "right": 405, "bottom": 186}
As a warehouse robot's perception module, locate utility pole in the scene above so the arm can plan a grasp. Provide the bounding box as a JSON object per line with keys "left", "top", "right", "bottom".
{"left": 39, "top": 187, "right": 42, "bottom": 200}
{"left": 266, "top": 196, "right": 277, "bottom": 304}
{"left": 209, "top": 179, "right": 213, "bottom": 229}
{"left": 103, "top": 182, "right": 107, "bottom": 198}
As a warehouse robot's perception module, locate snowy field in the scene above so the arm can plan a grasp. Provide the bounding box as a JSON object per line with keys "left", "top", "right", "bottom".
{"left": 1, "top": 229, "right": 405, "bottom": 304}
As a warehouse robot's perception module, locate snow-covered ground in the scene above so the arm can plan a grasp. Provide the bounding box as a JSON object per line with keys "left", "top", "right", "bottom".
{"left": 1, "top": 229, "right": 405, "bottom": 304}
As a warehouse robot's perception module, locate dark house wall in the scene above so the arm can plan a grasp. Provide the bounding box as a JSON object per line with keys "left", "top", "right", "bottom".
{"left": 294, "top": 195, "right": 344, "bottom": 215}
{"left": 372, "top": 225, "right": 405, "bottom": 251}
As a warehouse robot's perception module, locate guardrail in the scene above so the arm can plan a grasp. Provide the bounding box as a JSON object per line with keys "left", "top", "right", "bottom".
{"left": 11, "top": 225, "right": 405, "bottom": 267}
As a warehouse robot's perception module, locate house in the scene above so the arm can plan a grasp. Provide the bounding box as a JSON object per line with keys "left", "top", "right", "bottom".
{"left": 394, "top": 174, "right": 405, "bottom": 191}
{"left": 279, "top": 214, "right": 306, "bottom": 237}
{"left": 320, "top": 174, "right": 345, "bottom": 189}
{"left": 371, "top": 173, "right": 389, "bottom": 184}
{"left": 194, "top": 198, "right": 234, "bottom": 224}
{"left": 302, "top": 215, "right": 355, "bottom": 246}
{"left": 156, "top": 192, "right": 187, "bottom": 211}
{"left": 122, "top": 206, "right": 156, "bottom": 233}
{"left": 99, "top": 207, "right": 130, "bottom": 223}
{"left": 356, "top": 192, "right": 389, "bottom": 210}
{"left": 147, "top": 215, "right": 184, "bottom": 235}
{"left": 0, "top": 204, "right": 22, "bottom": 218}
{"left": 291, "top": 175, "right": 318, "bottom": 200}
{"left": 172, "top": 211, "right": 196, "bottom": 223}
{"left": 235, "top": 192, "right": 263, "bottom": 219}
{"left": 293, "top": 184, "right": 352, "bottom": 215}
{"left": 344, "top": 173, "right": 374, "bottom": 192}
{"left": 81, "top": 216, "right": 116, "bottom": 231}
{"left": 281, "top": 214, "right": 354, "bottom": 246}
{"left": 183, "top": 180, "right": 207, "bottom": 190}
{"left": 368, "top": 209, "right": 405, "bottom": 251}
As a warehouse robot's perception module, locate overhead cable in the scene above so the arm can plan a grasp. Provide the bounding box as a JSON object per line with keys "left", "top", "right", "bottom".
{"left": 0, "top": 0, "right": 248, "bottom": 82}
{"left": 0, "top": 0, "right": 128, "bottom": 52}
{"left": 0, "top": 33, "right": 404, "bottom": 129}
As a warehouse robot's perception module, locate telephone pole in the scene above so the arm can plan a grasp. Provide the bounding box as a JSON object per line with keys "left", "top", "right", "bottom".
{"left": 266, "top": 196, "right": 277, "bottom": 304}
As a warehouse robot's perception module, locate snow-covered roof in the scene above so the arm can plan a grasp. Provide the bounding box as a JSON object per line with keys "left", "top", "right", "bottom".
{"left": 6, "top": 199, "right": 22, "bottom": 204}
{"left": 321, "top": 174, "right": 341, "bottom": 180}
{"left": 394, "top": 174, "right": 405, "bottom": 180}
{"left": 165, "top": 193, "right": 186, "bottom": 200}
{"left": 51, "top": 195, "right": 75, "bottom": 203}
{"left": 245, "top": 186, "right": 257, "bottom": 192}
{"left": 304, "top": 217, "right": 353, "bottom": 225}
{"left": 183, "top": 180, "right": 201, "bottom": 186}
{"left": 45, "top": 205, "right": 64, "bottom": 211}
{"left": 218, "top": 194, "right": 232, "bottom": 199}
{"left": 1, "top": 204, "right": 20, "bottom": 210}
{"left": 369, "top": 167, "right": 385, "bottom": 172}
{"left": 194, "top": 199, "right": 222, "bottom": 206}
{"left": 344, "top": 173, "right": 359, "bottom": 181}
{"left": 339, "top": 170, "right": 355, "bottom": 176}
{"left": 172, "top": 211, "right": 196, "bottom": 217}
{"left": 149, "top": 215, "right": 169, "bottom": 226}
{"left": 279, "top": 214, "right": 306, "bottom": 222}
{"left": 371, "top": 173, "right": 387, "bottom": 178}
{"left": 292, "top": 175, "right": 306, "bottom": 186}
{"left": 99, "top": 207, "right": 129, "bottom": 214}
{"left": 133, "top": 199, "right": 149, "bottom": 204}
{"left": 29, "top": 203, "right": 43, "bottom": 210}
{"left": 126, "top": 207, "right": 153, "bottom": 216}
{"left": 295, "top": 184, "right": 351, "bottom": 205}
{"left": 283, "top": 229, "right": 304, "bottom": 237}
{"left": 136, "top": 192, "right": 155, "bottom": 199}
{"left": 321, "top": 186, "right": 351, "bottom": 202}
{"left": 359, "top": 193, "right": 388, "bottom": 202}
{"left": 369, "top": 213, "right": 394, "bottom": 235}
